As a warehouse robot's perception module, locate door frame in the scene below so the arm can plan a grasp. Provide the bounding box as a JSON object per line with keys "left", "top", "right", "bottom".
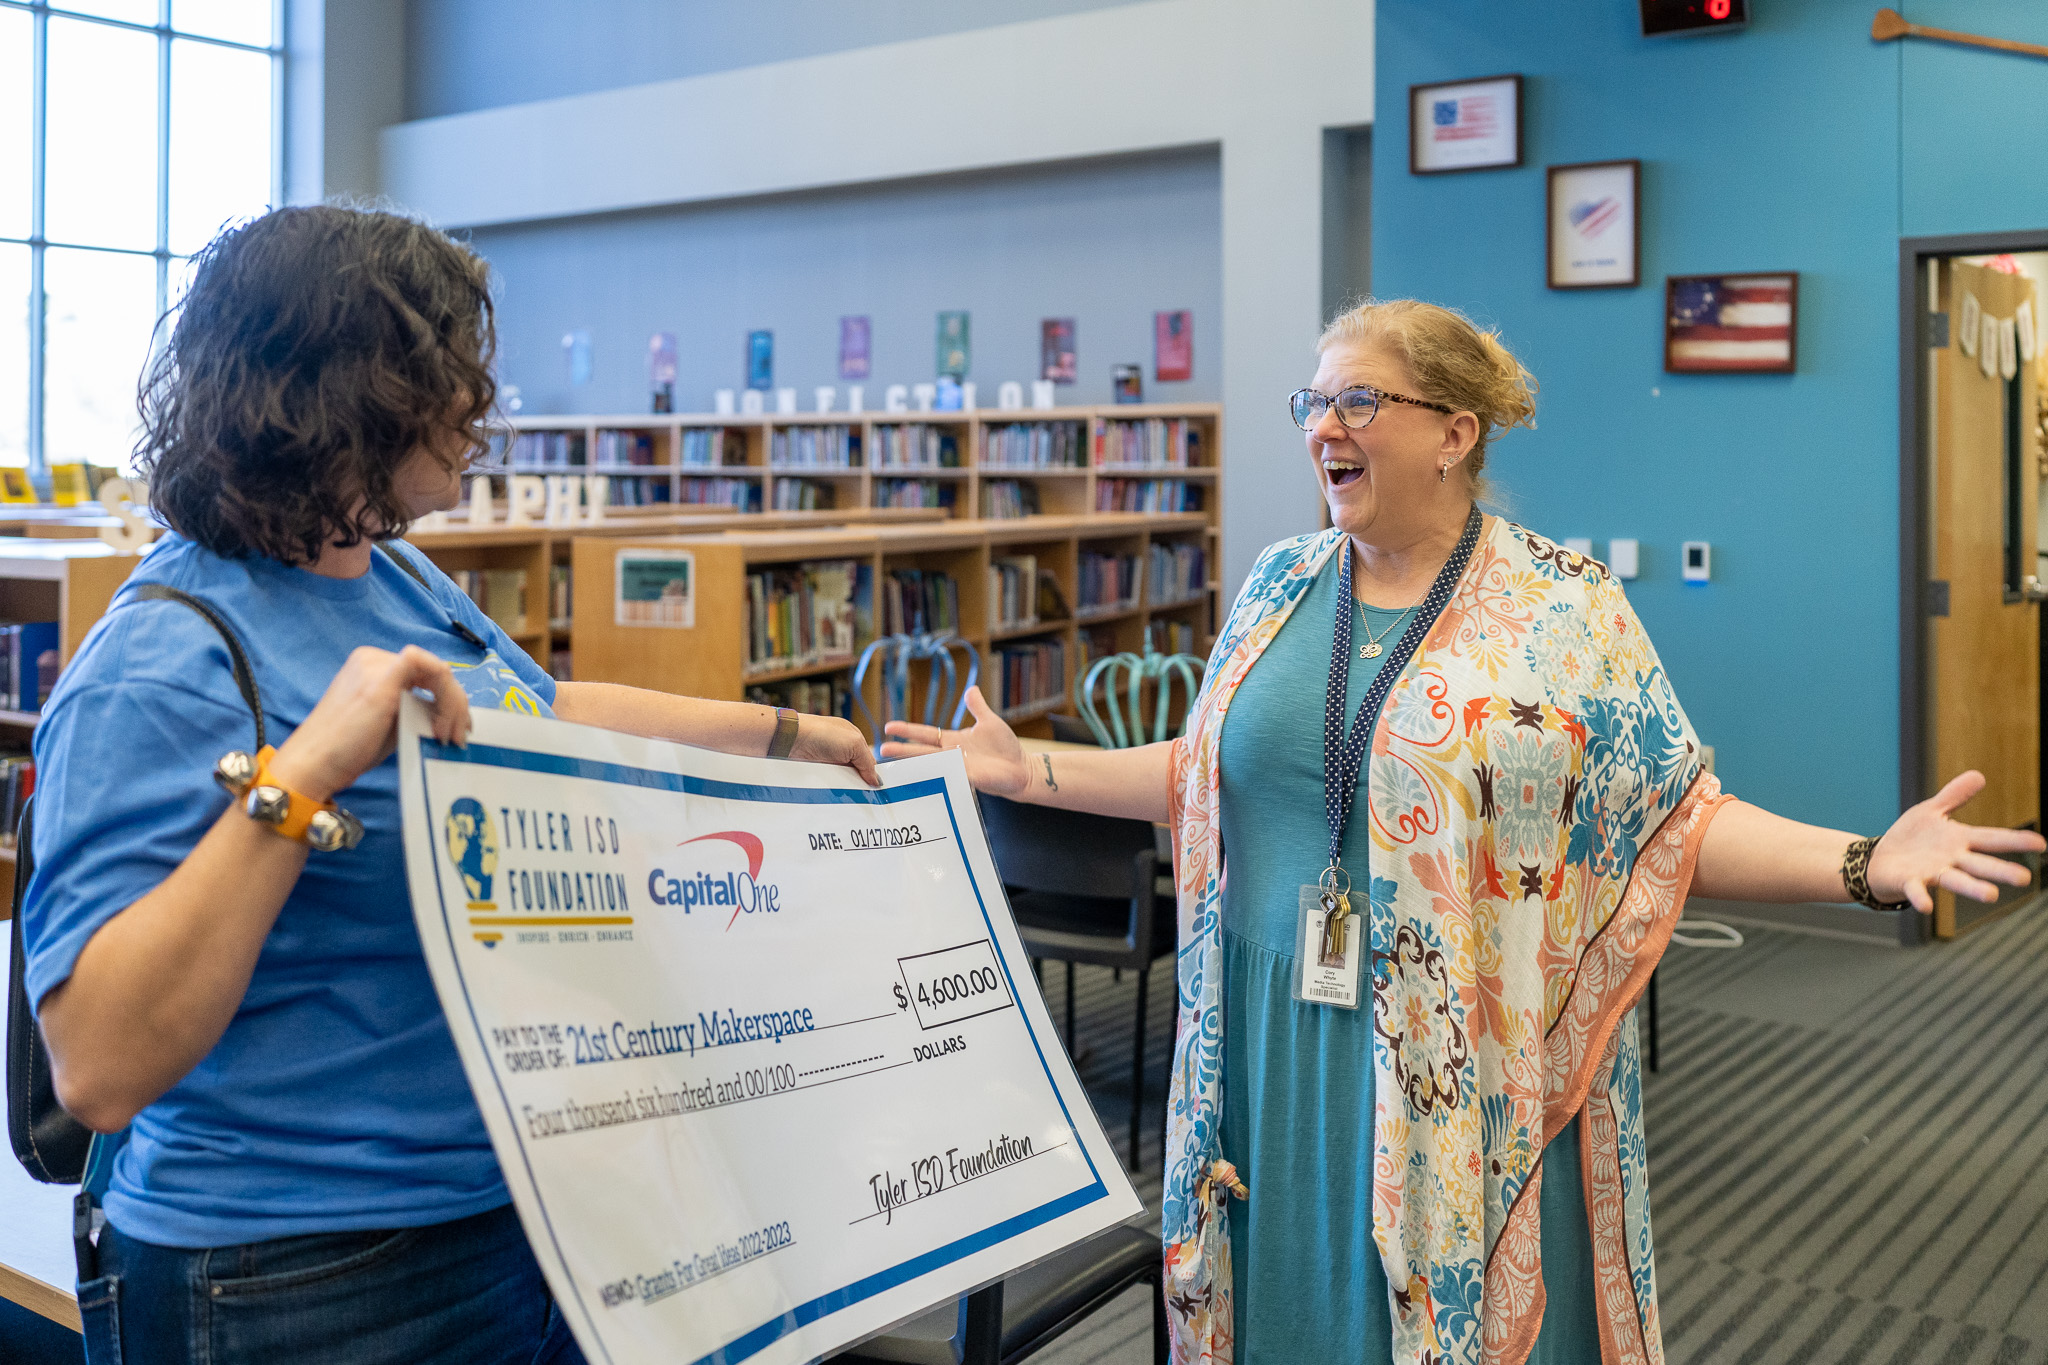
{"left": 1898, "top": 230, "right": 2048, "bottom": 942}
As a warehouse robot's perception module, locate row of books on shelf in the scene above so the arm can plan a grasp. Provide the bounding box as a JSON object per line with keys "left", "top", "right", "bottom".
{"left": 1148, "top": 620, "right": 1198, "bottom": 658}
{"left": 594, "top": 431, "right": 659, "bottom": 466}
{"left": 745, "top": 677, "right": 853, "bottom": 721}
{"left": 873, "top": 479, "right": 957, "bottom": 511}
{"left": 1096, "top": 418, "right": 1205, "bottom": 469}
{"left": 0, "top": 622, "right": 59, "bottom": 711}
{"left": 772, "top": 480, "right": 838, "bottom": 512}
{"left": 988, "top": 555, "right": 1040, "bottom": 632}
{"left": 681, "top": 428, "right": 749, "bottom": 468}
{"left": 611, "top": 477, "right": 674, "bottom": 506}
{"left": 881, "top": 568, "right": 960, "bottom": 638}
{"left": 505, "top": 432, "right": 582, "bottom": 467}
{"left": 871, "top": 424, "right": 961, "bottom": 469}
{"left": 993, "top": 639, "right": 1064, "bottom": 716}
{"left": 680, "top": 477, "right": 761, "bottom": 510}
{"left": 1078, "top": 552, "right": 1139, "bottom": 613}
{"left": 979, "top": 421, "right": 1085, "bottom": 470}
{"left": 1096, "top": 479, "right": 1202, "bottom": 514}
{"left": 0, "top": 753, "right": 33, "bottom": 846}
{"left": 770, "top": 426, "right": 860, "bottom": 469}
{"left": 450, "top": 570, "right": 527, "bottom": 633}
{"left": 745, "top": 560, "right": 862, "bottom": 677}
{"left": 980, "top": 480, "right": 1039, "bottom": 520}
{"left": 548, "top": 565, "right": 571, "bottom": 623}
{"left": 1146, "top": 541, "right": 1207, "bottom": 605}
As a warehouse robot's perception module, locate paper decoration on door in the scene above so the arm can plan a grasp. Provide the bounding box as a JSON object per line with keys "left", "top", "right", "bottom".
{"left": 1982, "top": 311, "right": 2000, "bottom": 378}
{"left": 2000, "top": 317, "right": 2019, "bottom": 380}
{"left": 1959, "top": 292, "right": 1981, "bottom": 357}
{"left": 2018, "top": 301, "right": 2037, "bottom": 363}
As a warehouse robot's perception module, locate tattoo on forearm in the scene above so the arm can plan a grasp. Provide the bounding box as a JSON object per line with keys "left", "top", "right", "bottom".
{"left": 1041, "top": 755, "right": 1059, "bottom": 793}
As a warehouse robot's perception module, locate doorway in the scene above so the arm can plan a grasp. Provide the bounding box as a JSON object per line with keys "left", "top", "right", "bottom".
{"left": 1900, "top": 232, "right": 2048, "bottom": 940}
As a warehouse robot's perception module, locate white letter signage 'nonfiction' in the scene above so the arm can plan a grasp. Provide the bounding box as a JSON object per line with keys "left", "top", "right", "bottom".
{"left": 398, "top": 702, "right": 1139, "bottom": 1365}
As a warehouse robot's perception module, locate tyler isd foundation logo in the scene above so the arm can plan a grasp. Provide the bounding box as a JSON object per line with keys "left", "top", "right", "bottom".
{"left": 445, "top": 797, "right": 501, "bottom": 944}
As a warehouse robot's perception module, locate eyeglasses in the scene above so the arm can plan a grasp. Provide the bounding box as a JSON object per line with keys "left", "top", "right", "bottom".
{"left": 1289, "top": 385, "right": 1455, "bottom": 431}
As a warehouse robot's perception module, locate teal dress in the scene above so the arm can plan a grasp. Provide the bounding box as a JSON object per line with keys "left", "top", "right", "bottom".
{"left": 1216, "top": 556, "right": 1602, "bottom": 1363}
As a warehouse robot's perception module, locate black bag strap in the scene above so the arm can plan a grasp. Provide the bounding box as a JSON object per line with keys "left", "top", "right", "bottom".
{"left": 379, "top": 543, "right": 487, "bottom": 651}
{"left": 378, "top": 541, "right": 432, "bottom": 591}
{"left": 131, "top": 585, "right": 266, "bottom": 751}
{"left": 6, "top": 798, "right": 88, "bottom": 1184}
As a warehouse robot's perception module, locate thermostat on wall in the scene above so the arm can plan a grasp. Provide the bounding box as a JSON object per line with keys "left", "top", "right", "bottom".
{"left": 1682, "top": 541, "right": 1711, "bottom": 583}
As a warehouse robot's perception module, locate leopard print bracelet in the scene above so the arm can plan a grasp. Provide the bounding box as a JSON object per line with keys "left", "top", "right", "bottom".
{"left": 1841, "top": 834, "right": 1909, "bottom": 911}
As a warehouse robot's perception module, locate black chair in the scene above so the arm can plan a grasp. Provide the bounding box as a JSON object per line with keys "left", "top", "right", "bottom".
{"left": 978, "top": 795, "right": 1172, "bottom": 1173}
{"left": 831, "top": 1224, "right": 1165, "bottom": 1365}
{"left": 1046, "top": 714, "right": 1099, "bottom": 746}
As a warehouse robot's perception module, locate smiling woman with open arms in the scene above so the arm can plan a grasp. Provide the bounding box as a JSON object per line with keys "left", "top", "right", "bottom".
{"left": 19, "top": 206, "right": 877, "bottom": 1365}
{"left": 883, "top": 298, "right": 2042, "bottom": 1365}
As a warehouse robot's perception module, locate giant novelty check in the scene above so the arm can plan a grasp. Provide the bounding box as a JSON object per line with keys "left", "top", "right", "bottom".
{"left": 397, "top": 702, "right": 1141, "bottom": 1365}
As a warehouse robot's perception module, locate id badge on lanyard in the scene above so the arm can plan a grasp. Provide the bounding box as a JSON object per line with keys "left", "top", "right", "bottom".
{"left": 1292, "top": 871, "right": 1363, "bottom": 1009}
{"left": 1291, "top": 510, "right": 1474, "bottom": 1010}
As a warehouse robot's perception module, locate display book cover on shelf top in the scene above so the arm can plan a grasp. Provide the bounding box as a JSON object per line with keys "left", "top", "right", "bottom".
{"left": 396, "top": 700, "right": 1141, "bottom": 1365}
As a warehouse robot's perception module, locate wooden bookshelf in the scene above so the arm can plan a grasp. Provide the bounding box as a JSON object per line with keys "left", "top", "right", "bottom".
{"left": 568, "top": 512, "right": 1215, "bottom": 742}
{"left": 492, "top": 404, "right": 1220, "bottom": 540}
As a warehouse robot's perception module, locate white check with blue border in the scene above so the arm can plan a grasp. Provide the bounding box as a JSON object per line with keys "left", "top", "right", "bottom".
{"left": 397, "top": 700, "right": 1141, "bottom": 1365}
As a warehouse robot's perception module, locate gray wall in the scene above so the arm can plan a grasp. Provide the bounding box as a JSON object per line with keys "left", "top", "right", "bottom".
{"left": 469, "top": 148, "right": 1222, "bottom": 417}
{"left": 406, "top": 0, "right": 1143, "bottom": 120}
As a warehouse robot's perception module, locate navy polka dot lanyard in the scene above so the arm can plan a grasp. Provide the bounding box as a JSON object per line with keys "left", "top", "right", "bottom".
{"left": 1318, "top": 505, "right": 1483, "bottom": 950}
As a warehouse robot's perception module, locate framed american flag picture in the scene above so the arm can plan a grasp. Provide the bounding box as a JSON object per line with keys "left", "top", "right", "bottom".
{"left": 1665, "top": 273, "right": 1798, "bottom": 373}
{"left": 1410, "top": 75, "right": 1522, "bottom": 174}
{"left": 1547, "top": 160, "right": 1640, "bottom": 289}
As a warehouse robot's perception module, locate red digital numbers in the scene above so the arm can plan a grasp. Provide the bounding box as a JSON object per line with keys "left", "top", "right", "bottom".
{"left": 1707, "top": 0, "right": 1731, "bottom": 16}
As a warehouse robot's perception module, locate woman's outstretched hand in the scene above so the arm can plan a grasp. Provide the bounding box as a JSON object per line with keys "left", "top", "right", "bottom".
{"left": 1868, "top": 770, "right": 2048, "bottom": 912}
{"left": 879, "top": 685, "right": 1029, "bottom": 797}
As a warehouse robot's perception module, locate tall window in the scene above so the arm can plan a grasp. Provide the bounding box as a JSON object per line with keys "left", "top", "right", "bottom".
{"left": 1, "top": 1, "right": 279, "bottom": 474}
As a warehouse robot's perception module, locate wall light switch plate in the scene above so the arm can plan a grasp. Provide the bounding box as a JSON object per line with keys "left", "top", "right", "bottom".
{"left": 1682, "top": 540, "right": 1711, "bottom": 583}
{"left": 1563, "top": 537, "right": 1594, "bottom": 557}
{"left": 1608, "top": 538, "right": 1640, "bottom": 579}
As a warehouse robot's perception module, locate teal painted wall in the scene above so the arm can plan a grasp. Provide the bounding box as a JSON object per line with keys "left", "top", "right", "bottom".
{"left": 1376, "top": 0, "right": 2048, "bottom": 834}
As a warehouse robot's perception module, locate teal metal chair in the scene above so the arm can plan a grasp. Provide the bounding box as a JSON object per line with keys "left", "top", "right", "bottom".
{"left": 1075, "top": 649, "right": 1205, "bottom": 748}
{"left": 853, "top": 631, "right": 979, "bottom": 757}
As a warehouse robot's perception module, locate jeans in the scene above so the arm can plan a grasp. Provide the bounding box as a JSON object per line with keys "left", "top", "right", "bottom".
{"left": 78, "top": 1202, "right": 587, "bottom": 1365}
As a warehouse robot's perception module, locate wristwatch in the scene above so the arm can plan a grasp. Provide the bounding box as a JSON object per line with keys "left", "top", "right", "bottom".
{"left": 766, "top": 707, "right": 801, "bottom": 759}
{"left": 214, "top": 747, "right": 365, "bottom": 853}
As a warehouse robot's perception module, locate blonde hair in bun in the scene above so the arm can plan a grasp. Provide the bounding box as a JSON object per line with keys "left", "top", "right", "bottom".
{"left": 1317, "top": 298, "right": 1537, "bottom": 479}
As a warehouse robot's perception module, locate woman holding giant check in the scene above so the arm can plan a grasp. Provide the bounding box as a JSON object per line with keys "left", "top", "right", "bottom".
{"left": 20, "top": 206, "right": 877, "bottom": 1365}
{"left": 882, "top": 298, "right": 2041, "bottom": 1365}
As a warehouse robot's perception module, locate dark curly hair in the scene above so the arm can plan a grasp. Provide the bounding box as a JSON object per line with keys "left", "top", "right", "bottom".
{"left": 137, "top": 205, "right": 497, "bottom": 564}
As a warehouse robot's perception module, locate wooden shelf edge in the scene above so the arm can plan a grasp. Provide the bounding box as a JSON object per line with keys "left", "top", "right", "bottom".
{"left": 742, "top": 657, "right": 859, "bottom": 686}
{"left": 0, "top": 709, "right": 40, "bottom": 727}
{"left": 0, "top": 1260, "right": 80, "bottom": 1333}
{"left": 998, "top": 695, "right": 1068, "bottom": 724}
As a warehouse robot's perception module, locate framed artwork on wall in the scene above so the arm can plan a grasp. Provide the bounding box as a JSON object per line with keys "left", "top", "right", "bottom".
{"left": 1409, "top": 74, "right": 1522, "bottom": 174}
{"left": 1665, "top": 273, "right": 1798, "bottom": 373}
{"left": 1547, "top": 160, "right": 1640, "bottom": 289}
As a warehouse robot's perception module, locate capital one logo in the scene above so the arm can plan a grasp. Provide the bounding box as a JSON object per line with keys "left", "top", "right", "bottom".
{"left": 647, "top": 830, "right": 783, "bottom": 927}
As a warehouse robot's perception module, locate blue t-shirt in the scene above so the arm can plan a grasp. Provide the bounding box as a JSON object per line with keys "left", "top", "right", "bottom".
{"left": 22, "top": 534, "right": 557, "bottom": 1248}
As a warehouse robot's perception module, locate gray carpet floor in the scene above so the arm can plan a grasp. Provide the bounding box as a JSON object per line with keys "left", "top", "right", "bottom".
{"left": 1032, "top": 898, "right": 2048, "bottom": 1363}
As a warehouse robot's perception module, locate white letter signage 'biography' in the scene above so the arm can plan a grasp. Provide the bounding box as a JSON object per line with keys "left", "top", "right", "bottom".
{"left": 397, "top": 701, "right": 1141, "bottom": 1365}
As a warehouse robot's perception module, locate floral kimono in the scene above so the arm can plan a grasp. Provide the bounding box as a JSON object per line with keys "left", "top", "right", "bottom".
{"left": 1161, "top": 514, "right": 1730, "bottom": 1365}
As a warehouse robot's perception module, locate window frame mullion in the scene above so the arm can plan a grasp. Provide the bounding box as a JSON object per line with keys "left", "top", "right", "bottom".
{"left": 25, "top": 1, "right": 45, "bottom": 475}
